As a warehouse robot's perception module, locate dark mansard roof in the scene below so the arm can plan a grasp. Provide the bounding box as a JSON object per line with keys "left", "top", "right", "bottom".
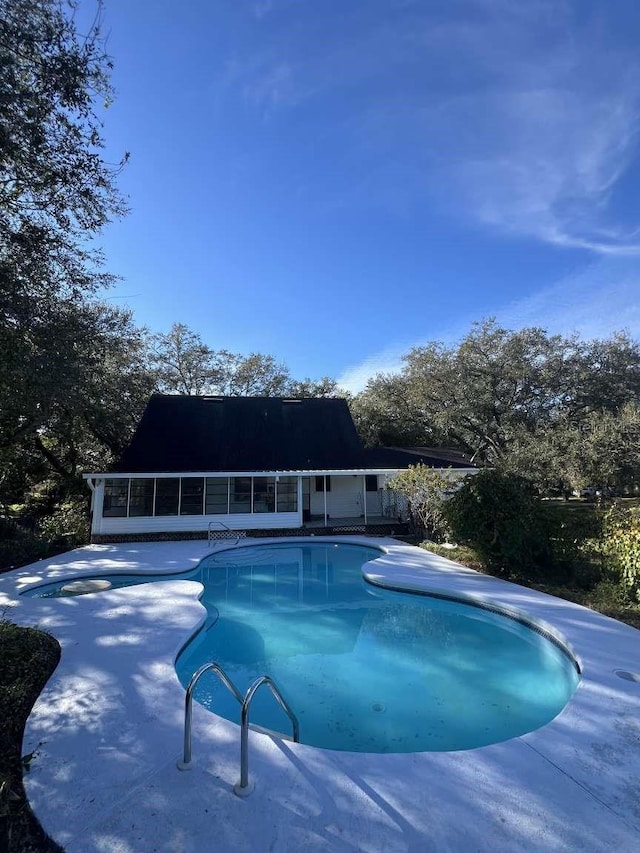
{"left": 112, "top": 394, "right": 477, "bottom": 474}
{"left": 363, "top": 446, "right": 475, "bottom": 469}
{"left": 113, "top": 394, "right": 367, "bottom": 473}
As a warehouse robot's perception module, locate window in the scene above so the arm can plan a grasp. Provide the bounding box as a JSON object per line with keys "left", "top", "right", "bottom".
{"left": 315, "top": 475, "right": 331, "bottom": 492}
{"left": 277, "top": 476, "right": 298, "bottom": 512}
{"left": 230, "top": 477, "right": 251, "bottom": 513}
{"left": 180, "top": 477, "right": 204, "bottom": 515}
{"left": 103, "top": 478, "right": 129, "bottom": 517}
{"left": 154, "top": 478, "right": 180, "bottom": 516}
{"left": 253, "top": 477, "right": 276, "bottom": 512}
{"left": 205, "top": 478, "right": 229, "bottom": 514}
{"left": 365, "top": 475, "right": 378, "bottom": 492}
{"left": 129, "top": 478, "right": 154, "bottom": 517}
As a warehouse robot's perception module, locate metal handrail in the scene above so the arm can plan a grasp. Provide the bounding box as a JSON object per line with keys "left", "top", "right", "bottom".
{"left": 177, "top": 663, "right": 299, "bottom": 798}
{"left": 177, "top": 662, "right": 243, "bottom": 770}
{"left": 207, "top": 520, "right": 240, "bottom": 548}
{"left": 234, "top": 675, "right": 299, "bottom": 797}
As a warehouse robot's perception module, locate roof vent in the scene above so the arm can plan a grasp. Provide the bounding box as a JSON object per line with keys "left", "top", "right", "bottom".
{"left": 282, "top": 399, "right": 302, "bottom": 404}
{"left": 203, "top": 396, "right": 223, "bottom": 402}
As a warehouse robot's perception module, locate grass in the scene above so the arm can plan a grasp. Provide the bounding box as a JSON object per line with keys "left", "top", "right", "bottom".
{"left": 422, "top": 542, "right": 640, "bottom": 630}
{"left": 0, "top": 619, "right": 63, "bottom": 853}
{"left": 528, "top": 580, "right": 640, "bottom": 630}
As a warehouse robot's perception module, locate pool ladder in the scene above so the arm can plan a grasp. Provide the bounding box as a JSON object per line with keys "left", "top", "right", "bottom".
{"left": 207, "top": 521, "right": 243, "bottom": 549}
{"left": 177, "top": 662, "right": 299, "bottom": 797}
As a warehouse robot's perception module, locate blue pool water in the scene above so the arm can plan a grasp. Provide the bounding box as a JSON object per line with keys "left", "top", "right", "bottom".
{"left": 174, "top": 543, "right": 580, "bottom": 753}
{"left": 25, "top": 542, "right": 580, "bottom": 753}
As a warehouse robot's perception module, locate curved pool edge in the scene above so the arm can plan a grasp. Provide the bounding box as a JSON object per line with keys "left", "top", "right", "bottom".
{"left": 176, "top": 540, "right": 581, "bottom": 752}
{"left": 360, "top": 553, "right": 582, "bottom": 675}
{"left": 0, "top": 536, "right": 639, "bottom": 852}
{"left": 10, "top": 536, "right": 386, "bottom": 598}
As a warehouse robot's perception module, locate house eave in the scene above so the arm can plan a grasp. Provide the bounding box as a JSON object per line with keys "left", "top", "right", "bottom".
{"left": 83, "top": 467, "right": 477, "bottom": 480}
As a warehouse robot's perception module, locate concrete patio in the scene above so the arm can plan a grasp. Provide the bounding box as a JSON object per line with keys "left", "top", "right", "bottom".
{"left": 1, "top": 538, "right": 639, "bottom": 852}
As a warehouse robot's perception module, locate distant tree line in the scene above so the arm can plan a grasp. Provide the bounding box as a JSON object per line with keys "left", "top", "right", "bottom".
{"left": 352, "top": 319, "right": 640, "bottom": 498}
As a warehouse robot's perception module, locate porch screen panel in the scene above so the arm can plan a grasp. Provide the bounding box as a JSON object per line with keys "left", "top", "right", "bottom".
{"left": 103, "top": 478, "right": 129, "bottom": 517}
{"left": 129, "top": 478, "right": 154, "bottom": 517}
{"left": 253, "top": 477, "right": 276, "bottom": 512}
{"left": 315, "top": 475, "right": 331, "bottom": 492}
{"left": 277, "top": 476, "right": 298, "bottom": 512}
{"left": 180, "top": 478, "right": 204, "bottom": 515}
{"left": 205, "top": 477, "right": 229, "bottom": 514}
{"left": 154, "top": 478, "right": 179, "bottom": 516}
{"left": 365, "top": 475, "right": 378, "bottom": 492}
{"left": 230, "top": 477, "right": 251, "bottom": 513}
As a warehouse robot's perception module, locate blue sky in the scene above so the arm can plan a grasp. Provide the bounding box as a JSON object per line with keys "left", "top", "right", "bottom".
{"left": 96, "top": 0, "right": 640, "bottom": 392}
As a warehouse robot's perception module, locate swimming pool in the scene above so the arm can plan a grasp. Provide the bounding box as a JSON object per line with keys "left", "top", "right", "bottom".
{"left": 174, "top": 542, "right": 580, "bottom": 753}
{"left": 24, "top": 541, "right": 580, "bottom": 753}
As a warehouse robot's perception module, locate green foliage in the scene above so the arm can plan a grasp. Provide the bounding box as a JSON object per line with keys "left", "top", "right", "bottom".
{"left": 149, "top": 324, "right": 226, "bottom": 396}
{"left": 543, "top": 504, "right": 604, "bottom": 585}
{"left": 0, "top": 465, "right": 92, "bottom": 569}
{"left": 149, "top": 322, "right": 337, "bottom": 398}
{"left": 360, "top": 319, "right": 578, "bottom": 462}
{"left": 0, "top": 517, "right": 47, "bottom": 571}
{"left": 1, "top": 0, "right": 129, "bottom": 452}
{"left": 385, "top": 464, "right": 452, "bottom": 541}
{"left": 419, "top": 542, "right": 485, "bottom": 572}
{"left": 0, "top": 493, "right": 90, "bottom": 572}
{"left": 227, "top": 352, "right": 291, "bottom": 396}
{"left": 353, "top": 320, "right": 640, "bottom": 494}
{"left": 36, "top": 497, "right": 90, "bottom": 550}
{"left": 444, "top": 470, "right": 553, "bottom": 576}
{"left": 0, "top": 0, "right": 157, "bottom": 535}
{"left": 287, "top": 376, "right": 341, "bottom": 398}
{"left": 602, "top": 504, "right": 640, "bottom": 595}
{"left": 568, "top": 404, "right": 640, "bottom": 495}
{"left": 0, "top": 1, "right": 161, "bottom": 562}
{"left": 0, "top": 619, "right": 63, "bottom": 851}
{"left": 504, "top": 404, "right": 640, "bottom": 497}
{"left": 350, "top": 374, "right": 438, "bottom": 447}
{"left": 586, "top": 579, "right": 634, "bottom": 611}
{"left": 421, "top": 536, "right": 640, "bottom": 629}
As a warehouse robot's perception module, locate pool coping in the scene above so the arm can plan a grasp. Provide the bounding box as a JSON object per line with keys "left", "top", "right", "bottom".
{"left": 1, "top": 537, "right": 639, "bottom": 852}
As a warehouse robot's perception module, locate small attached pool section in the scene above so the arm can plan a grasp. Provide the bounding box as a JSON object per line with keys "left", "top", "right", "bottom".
{"left": 26, "top": 542, "right": 580, "bottom": 753}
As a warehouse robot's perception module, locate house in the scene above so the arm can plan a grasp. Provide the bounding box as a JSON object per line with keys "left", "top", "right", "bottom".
{"left": 83, "top": 395, "right": 477, "bottom": 541}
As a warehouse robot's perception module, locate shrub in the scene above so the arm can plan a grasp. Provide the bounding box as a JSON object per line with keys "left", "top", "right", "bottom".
{"left": 0, "top": 517, "right": 47, "bottom": 572}
{"left": 385, "top": 465, "right": 452, "bottom": 541}
{"left": 0, "top": 497, "right": 90, "bottom": 573}
{"left": 602, "top": 504, "right": 640, "bottom": 596}
{"left": 36, "top": 498, "right": 90, "bottom": 550}
{"left": 544, "top": 504, "right": 604, "bottom": 587}
{"left": 587, "top": 579, "right": 633, "bottom": 611}
{"left": 444, "top": 469, "right": 553, "bottom": 577}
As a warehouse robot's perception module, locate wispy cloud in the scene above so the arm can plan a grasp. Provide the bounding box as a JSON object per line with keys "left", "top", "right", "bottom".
{"left": 224, "top": 0, "right": 640, "bottom": 254}
{"left": 500, "top": 257, "right": 640, "bottom": 337}
{"left": 437, "top": 74, "right": 640, "bottom": 254}
{"left": 337, "top": 256, "right": 640, "bottom": 393}
{"left": 337, "top": 345, "right": 406, "bottom": 395}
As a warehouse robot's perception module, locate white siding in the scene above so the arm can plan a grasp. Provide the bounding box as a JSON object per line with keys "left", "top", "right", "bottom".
{"left": 365, "top": 489, "right": 382, "bottom": 515}
{"left": 97, "top": 511, "right": 301, "bottom": 536}
{"left": 90, "top": 474, "right": 303, "bottom": 535}
{"left": 310, "top": 475, "right": 363, "bottom": 519}
{"left": 88, "top": 468, "right": 479, "bottom": 535}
